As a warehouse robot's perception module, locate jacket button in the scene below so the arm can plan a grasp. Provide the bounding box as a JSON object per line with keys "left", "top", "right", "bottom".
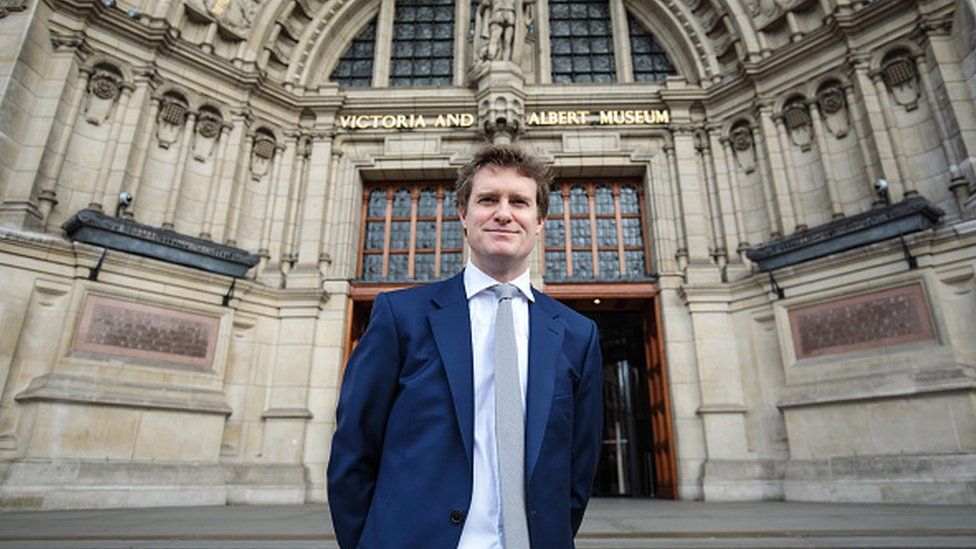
{"left": 450, "top": 509, "right": 465, "bottom": 524}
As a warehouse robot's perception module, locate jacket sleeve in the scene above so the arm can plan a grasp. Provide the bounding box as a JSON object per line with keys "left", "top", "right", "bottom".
{"left": 327, "top": 292, "right": 402, "bottom": 549}
{"left": 570, "top": 319, "right": 603, "bottom": 534}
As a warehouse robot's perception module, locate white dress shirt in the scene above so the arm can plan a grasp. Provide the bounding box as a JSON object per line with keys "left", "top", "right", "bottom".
{"left": 457, "top": 261, "right": 533, "bottom": 549}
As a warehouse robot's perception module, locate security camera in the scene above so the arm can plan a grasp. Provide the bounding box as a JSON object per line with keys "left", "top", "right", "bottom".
{"left": 874, "top": 179, "right": 888, "bottom": 194}
{"left": 118, "top": 192, "right": 134, "bottom": 206}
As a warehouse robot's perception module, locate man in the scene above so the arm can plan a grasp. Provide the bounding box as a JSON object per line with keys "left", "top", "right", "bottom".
{"left": 328, "top": 145, "right": 603, "bottom": 548}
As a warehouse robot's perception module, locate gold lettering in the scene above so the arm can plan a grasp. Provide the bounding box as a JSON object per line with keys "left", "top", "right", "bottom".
{"left": 339, "top": 115, "right": 355, "bottom": 128}
{"left": 381, "top": 115, "right": 396, "bottom": 129}
{"left": 459, "top": 113, "right": 474, "bottom": 127}
{"left": 435, "top": 114, "right": 446, "bottom": 127}
{"left": 396, "top": 114, "right": 408, "bottom": 128}
{"left": 446, "top": 113, "right": 461, "bottom": 127}
{"left": 578, "top": 111, "right": 590, "bottom": 124}
{"left": 567, "top": 112, "right": 578, "bottom": 124}
{"left": 528, "top": 112, "right": 540, "bottom": 126}
{"left": 558, "top": 111, "right": 568, "bottom": 125}
{"left": 654, "top": 109, "right": 670, "bottom": 124}
{"left": 356, "top": 115, "right": 370, "bottom": 129}
{"left": 599, "top": 111, "right": 613, "bottom": 124}
{"left": 415, "top": 115, "right": 427, "bottom": 128}
{"left": 546, "top": 112, "right": 558, "bottom": 125}
{"left": 636, "top": 111, "right": 647, "bottom": 124}
{"left": 624, "top": 110, "right": 636, "bottom": 124}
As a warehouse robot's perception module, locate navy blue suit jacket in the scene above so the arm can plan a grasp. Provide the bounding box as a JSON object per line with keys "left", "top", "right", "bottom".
{"left": 328, "top": 271, "right": 603, "bottom": 548}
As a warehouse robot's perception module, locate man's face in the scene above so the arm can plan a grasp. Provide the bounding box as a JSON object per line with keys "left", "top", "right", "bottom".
{"left": 460, "top": 166, "right": 544, "bottom": 278}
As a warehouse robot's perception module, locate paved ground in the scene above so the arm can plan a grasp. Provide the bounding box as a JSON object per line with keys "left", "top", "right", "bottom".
{"left": 0, "top": 498, "right": 974, "bottom": 548}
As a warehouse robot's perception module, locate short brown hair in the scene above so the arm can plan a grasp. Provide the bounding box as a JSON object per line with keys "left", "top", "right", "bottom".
{"left": 455, "top": 144, "right": 552, "bottom": 220}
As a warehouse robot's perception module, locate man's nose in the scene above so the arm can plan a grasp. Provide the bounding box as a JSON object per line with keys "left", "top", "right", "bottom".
{"left": 493, "top": 199, "right": 513, "bottom": 221}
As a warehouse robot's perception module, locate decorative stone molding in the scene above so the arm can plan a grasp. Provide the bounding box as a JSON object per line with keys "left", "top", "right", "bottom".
{"left": 880, "top": 54, "right": 920, "bottom": 111}
{"left": 249, "top": 132, "right": 277, "bottom": 179}
{"left": 193, "top": 109, "right": 225, "bottom": 161}
{"left": 0, "top": 0, "right": 27, "bottom": 19}
{"left": 84, "top": 67, "right": 123, "bottom": 125}
{"left": 184, "top": 0, "right": 263, "bottom": 41}
{"left": 816, "top": 84, "right": 849, "bottom": 139}
{"left": 156, "top": 94, "right": 190, "bottom": 149}
{"left": 782, "top": 100, "right": 812, "bottom": 151}
{"left": 729, "top": 124, "right": 756, "bottom": 174}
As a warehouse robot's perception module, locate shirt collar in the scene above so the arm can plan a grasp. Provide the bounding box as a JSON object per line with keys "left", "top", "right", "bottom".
{"left": 463, "top": 260, "right": 535, "bottom": 302}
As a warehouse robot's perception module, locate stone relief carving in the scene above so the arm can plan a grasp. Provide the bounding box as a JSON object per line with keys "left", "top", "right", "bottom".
{"left": 730, "top": 124, "right": 757, "bottom": 174}
{"left": 193, "top": 110, "right": 224, "bottom": 161}
{"left": 881, "top": 55, "right": 920, "bottom": 111}
{"left": 185, "top": 0, "right": 262, "bottom": 38}
{"left": 782, "top": 101, "right": 813, "bottom": 151}
{"left": 84, "top": 67, "right": 123, "bottom": 126}
{"left": 475, "top": 0, "right": 532, "bottom": 63}
{"left": 250, "top": 133, "right": 276, "bottom": 179}
{"left": 0, "top": 0, "right": 29, "bottom": 19}
{"left": 816, "top": 84, "right": 849, "bottom": 139}
{"left": 746, "top": 0, "right": 782, "bottom": 24}
{"left": 156, "top": 95, "right": 190, "bottom": 149}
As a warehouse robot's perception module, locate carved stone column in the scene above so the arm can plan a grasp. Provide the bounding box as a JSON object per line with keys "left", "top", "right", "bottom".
{"left": 289, "top": 133, "right": 334, "bottom": 289}
{"left": 719, "top": 136, "right": 749, "bottom": 258}
{"left": 225, "top": 127, "right": 255, "bottom": 247}
{"left": 162, "top": 110, "right": 199, "bottom": 229}
{"left": 772, "top": 112, "right": 807, "bottom": 230}
{"left": 200, "top": 122, "right": 233, "bottom": 239}
{"left": 664, "top": 142, "right": 688, "bottom": 270}
{"left": 89, "top": 82, "right": 135, "bottom": 211}
{"left": 120, "top": 93, "right": 163, "bottom": 221}
{"left": 808, "top": 101, "right": 844, "bottom": 218}
{"left": 756, "top": 105, "right": 795, "bottom": 234}
{"left": 36, "top": 67, "right": 91, "bottom": 229}
{"left": 871, "top": 70, "right": 917, "bottom": 197}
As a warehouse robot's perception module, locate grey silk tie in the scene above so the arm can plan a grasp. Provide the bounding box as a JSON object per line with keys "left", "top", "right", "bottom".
{"left": 492, "top": 283, "right": 531, "bottom": 548}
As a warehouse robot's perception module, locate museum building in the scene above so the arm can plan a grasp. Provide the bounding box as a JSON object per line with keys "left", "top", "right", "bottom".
{"left": 0, "top": 0, "right": 975, "bottom": 509}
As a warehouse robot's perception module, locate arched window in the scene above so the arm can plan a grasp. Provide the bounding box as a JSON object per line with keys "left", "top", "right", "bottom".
{"left": 389, "top": 0, "right": 456, "bottom": 86}
{"left": 548, "top": 0, "right": 616, "bottom": 84}
{"left": 628, "top": 13, "right": 676, "bottom": 83}
{"left": 330, "top": 19, "right": 377, "bottom": 88}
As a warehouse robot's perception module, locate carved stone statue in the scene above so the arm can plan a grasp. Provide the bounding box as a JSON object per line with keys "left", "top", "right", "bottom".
{"left": 475, "top": 0, "right": 532, "bottom": 63}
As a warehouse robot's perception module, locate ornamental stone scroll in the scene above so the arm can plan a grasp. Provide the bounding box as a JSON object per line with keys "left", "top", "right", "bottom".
{"left": 249, "top": 132, "right": 277, "bottom": 179}
{"left": 816, "top": 84, "right": 850, "bottom": 139}
{"left": 193, "top": 108, "right": 225, "bottom": 161}
{"left": 83, "top": 66, "right": 124, "bottom": 126}
{"left": 729, "top": 123, "right": 757, "bottom": 174}
{"left": 782, "top": 100, "right": 813, "bottom": 152}
{"left": 155, "top": 94, "right": 190, "bottom": 149}
{"left": 880, "top": 53, "right": 921, "bottom": 111}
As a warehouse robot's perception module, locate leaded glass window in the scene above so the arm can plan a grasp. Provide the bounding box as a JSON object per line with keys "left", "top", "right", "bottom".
{"left": 544, "top": 182, "right": 651, "bottom": 281}
{"left": 390, "top": 0, "right": 455, "bottom": 87}
{"left": 549, "top": 0, "right": 616, "bottom": 84}
{"left": 628, "top": 13, "right": 676, "bottom": 82}
{"left": 359, "top": 183, "right": 464, "bottom": 282}
{"left": 330, "top": 19, "right": 377, "bottom": 87}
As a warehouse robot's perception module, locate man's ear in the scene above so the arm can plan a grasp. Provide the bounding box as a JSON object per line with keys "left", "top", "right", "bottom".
{"left": 458, "top": 205, "right": 467, "bottom": 228}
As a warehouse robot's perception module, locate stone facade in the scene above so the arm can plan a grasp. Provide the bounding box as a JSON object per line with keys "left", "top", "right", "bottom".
{"left": 0, "top": 0, "right": 975, "bottom": 510}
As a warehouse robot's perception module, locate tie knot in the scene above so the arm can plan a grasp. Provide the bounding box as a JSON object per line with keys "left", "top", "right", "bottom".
{"left": 491, "top": 283, "right": 518, "bottom": 301}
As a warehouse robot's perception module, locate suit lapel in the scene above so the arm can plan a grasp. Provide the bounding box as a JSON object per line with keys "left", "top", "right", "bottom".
{"left": 526, "top": 290, "right": 564, "bottom": 481}
{"left": 428, "top": 273, "right": 475, "bottom": 467}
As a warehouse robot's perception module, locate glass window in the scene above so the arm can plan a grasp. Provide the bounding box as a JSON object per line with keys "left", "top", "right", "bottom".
{"left": 544, "top": 181, "right": 651, "bottom": 282}
{"left": 391, "top": 0, "right": 455, "bottom": 87}
{"left": 360, "top": 182, "right": 463, "bottom": 282}
{"left": 330, "top": 19, "right": 377, "bottom": 87}
{"left": 628, "top": 13, "right": 677, "bottom": 83}
{"left": 549, "top": 0, "right": 616, "bottom": 84}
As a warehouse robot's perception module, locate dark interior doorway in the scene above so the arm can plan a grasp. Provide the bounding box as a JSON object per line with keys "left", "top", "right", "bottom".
{"left": 589, "top": 310, "right": 656, "bottom": 497}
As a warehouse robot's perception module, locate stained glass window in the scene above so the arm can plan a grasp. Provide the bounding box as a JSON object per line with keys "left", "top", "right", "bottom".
{"left": 544, "top": 182, "right": 650, "bottom": 281}
{"left": 549, "top": 0, "right": 616, "bottom": 84}
{"left": 360, "top": 183, "right": 464, "bottom": 282}
{"left": 628, "top": 13, "right": 677, "bottom": 83}
{"left": 390, "top": 0, "right": 455, "bottom": 87}
{"left": 330, "top": 19, "right": 377, "bottom": 87}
